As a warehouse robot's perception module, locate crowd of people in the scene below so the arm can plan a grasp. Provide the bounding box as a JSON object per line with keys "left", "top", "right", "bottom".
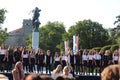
{"left": 0, "top": 44, "right": 120, "bottom": 80}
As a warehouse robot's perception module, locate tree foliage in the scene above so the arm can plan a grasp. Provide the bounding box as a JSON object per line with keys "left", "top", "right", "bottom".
{"left": 0, "top": 8, "right": 8, "bottom": 45}
{"left": 0, "top": 28, "right": 8, "bottom": 44}
{"left": 67, "top": 19, "right": 110, "bottom": 49}
{"left": 0, "top": 8, "right": 6, "bottom": 24}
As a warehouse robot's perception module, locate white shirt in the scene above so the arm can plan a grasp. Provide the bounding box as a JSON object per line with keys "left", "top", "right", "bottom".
{"left": 82, "top": 55, "right": 88, "bottom": 61}
{"left": 62, "top": 55, "right": 66, "bottom": 60}
{"left": 113, "top": 56, "right": 119, "bottom": 61}
{"left": 51, "top": 72, "right": 62, "bottom": 79}
{"left": 55, "top": 57, "right": 60, "bottom": 61}
{"left": 0, "top": 49, "right": 7, "bottom": 55}
{"left": 94, "top": 54, "right": 101, "bottom": 60}
{"left": 23, "top": 53, "right": 29, "bottom": 58}
{"left": 88, "top": 55, "right": 94, "bottom": 60}
{"left": 61, "top": 73, "right": 73, "bottom": 79}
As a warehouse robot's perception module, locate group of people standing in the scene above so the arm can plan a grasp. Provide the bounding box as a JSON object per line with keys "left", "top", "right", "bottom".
{"left": 0, "top": 44, "right": 53, "bottom": 74}
{"left": 0, "top": 44, "right": 119, "bottom": 76}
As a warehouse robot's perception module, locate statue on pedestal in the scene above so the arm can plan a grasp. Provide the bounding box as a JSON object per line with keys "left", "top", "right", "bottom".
{"left": 32, "top": 7, "right": 41, "bottom": 29}
{"left": 32, "top": 7, "right": 41, "bottom": 51}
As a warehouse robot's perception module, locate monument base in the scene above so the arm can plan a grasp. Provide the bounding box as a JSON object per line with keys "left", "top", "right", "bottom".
{"left": 32, "top": 28, "right": 39, "bottom": 51}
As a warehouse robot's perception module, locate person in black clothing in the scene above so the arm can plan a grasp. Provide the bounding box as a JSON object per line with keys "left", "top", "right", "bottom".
{"left": 7, "top": 46, "right": 14, "bottom": 72}
{"left": 36, "top": 48, "right": 45, "bottom": 73}
{"left": 68, "top": 50, "right": 75, "bottom": 76}
{"left": 99, "top": 50, "right": 104, "bottom": 73}
{"left": 45, "top": 50, "right": 52, "bottom": 74}
{"left": 103, "top": 50, "right": 112, "bottom": 69}
{"left": 75, "top": 51, "right": 81, "bottom": 75}
{"left": 13, "top": 47, "right": 22, "bottom": 64}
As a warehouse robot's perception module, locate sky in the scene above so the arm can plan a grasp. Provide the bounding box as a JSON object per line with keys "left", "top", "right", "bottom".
{"left": 0, "top": 0, "right": 120, "bottom": 32}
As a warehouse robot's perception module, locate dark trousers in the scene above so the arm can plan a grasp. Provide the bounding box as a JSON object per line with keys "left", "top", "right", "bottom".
{"left": 37, "top": 62, "right": 44, "bottom": 73}
{"left": 29, "top": 58, "right": 35, "bottom": 72}
{"left": 46, "top": 63, "right": 51, "bottom": 74}
{"left": 88, "top": 60, "right": 94, "bottom": 75}
{"left": 71, "top": 63, "right": 75, "bottom": 76}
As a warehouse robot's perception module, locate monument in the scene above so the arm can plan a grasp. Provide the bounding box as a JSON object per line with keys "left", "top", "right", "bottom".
{"left": 32, "top": 7, "right": 41, "bottom": 51}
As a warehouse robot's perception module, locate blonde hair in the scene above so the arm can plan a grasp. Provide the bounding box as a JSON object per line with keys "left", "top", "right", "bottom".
{"left": 101, "top": 65, "right": 120, "bottom": 80}
{"left": 14, "top": 61, "right": 23, "bottom": 70}
{"left": 0, "top": 74, "right": 9, "bottom": 80}
{"left": 63, "top": 66, "right": 70, "bottom": 73}
{"left": 53, "top": 65, "right": 62, "bottom": 74}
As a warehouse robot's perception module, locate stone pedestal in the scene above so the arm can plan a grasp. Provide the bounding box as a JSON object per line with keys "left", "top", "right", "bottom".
{"left": 32, "top": 27, "right": 39, "bottom": 51}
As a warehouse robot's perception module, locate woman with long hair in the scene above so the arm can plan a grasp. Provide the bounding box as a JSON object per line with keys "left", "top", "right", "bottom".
{"left": 21, "top": 47, "right": 29, "bottom": 73}
{"left": 51, "top": 64, "right": 62, "bottom": 79}
{"left": 54, "top": 52, "right": 61, "bottom": 69}
{"left": 113, "top": 50, "right": 119, "bottom": 64}
{"left": 29, "top": 48, "right": 36, "bottom": 72}
{"left": 0, "top": 44, "right": 8, "bottom": 72}
{"left": 12, "top": 61, "right": 25, "bottom": 80}
{"left": 82, "top": 49, "right": 88, "bottom": 75}
{"left": 36, "top": 48, "right": 45, "bottom": 73}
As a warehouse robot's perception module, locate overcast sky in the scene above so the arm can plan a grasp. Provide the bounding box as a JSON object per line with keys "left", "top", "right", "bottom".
{"left": 0, "top": 0, "right": 120, "bottom": 32}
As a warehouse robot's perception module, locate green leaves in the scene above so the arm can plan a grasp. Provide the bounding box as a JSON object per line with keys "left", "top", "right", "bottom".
{"left": 68, "top": 19, "right": 109, "bottom": 49}
{"left": 0, "top": 8, "right": 7, "bottom": 24}
{"left": 0, "top": 9, "right": 7, "bottom": 45}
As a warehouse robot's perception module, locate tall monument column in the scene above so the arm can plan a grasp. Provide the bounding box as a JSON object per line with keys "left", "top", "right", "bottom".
{"left": 32, "top": 7, "right": 41, "bottom": 51}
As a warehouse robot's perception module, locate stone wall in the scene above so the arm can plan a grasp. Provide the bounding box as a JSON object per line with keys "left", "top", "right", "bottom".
{"left": 5, "top": 19, "right": 33, "bottom": 47}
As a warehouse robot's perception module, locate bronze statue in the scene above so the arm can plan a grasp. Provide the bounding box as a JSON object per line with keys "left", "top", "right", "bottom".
{"left": 32, "top": 7, "right": 41, "bottom": 29}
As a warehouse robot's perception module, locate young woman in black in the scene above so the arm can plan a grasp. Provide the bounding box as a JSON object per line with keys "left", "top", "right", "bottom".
{"left": 68, "top": 50, "right": 75, "bottom": 76}
{"left": 75, "top": 51, "right": 81, "bottom": 75}
{"left": 7, "top": 46, "right": 14, "bottom": 72}
{"left": 36, "top": 48, "right": 45, "bottom": 73}
{"left": 45, "top": 50, "right": 52, "bottom": 74}
{"left": 103, "top": 50, "right": 112, "bottom": 69}
{"left": 13, "top": 47, "right": 22, "bottom": 64}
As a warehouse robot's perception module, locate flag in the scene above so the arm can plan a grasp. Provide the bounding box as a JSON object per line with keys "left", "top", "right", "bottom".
{"left": 64, "top": 40, "right": 69, "bottom": 55}
{"left": 73, "top": 35, "right": 79, "bottom": 54}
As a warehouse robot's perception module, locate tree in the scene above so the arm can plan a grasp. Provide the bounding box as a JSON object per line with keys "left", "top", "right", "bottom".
{"left": 110, "top": 15, "right": 120, "bottom": 44}
{"left": 0, "top": 8, "right": 8, "bottom": 45}
{"left": 0, "top": 28, "right": 8, "bottom": 44}
{"left": 68, "top": 19, "right": 109, "bottom": 49}
{"left": 0, "top": 8, "right": 6, "bottom": 24}
{"left": 114, "top": 15, "right": 120, "bottom": 26}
